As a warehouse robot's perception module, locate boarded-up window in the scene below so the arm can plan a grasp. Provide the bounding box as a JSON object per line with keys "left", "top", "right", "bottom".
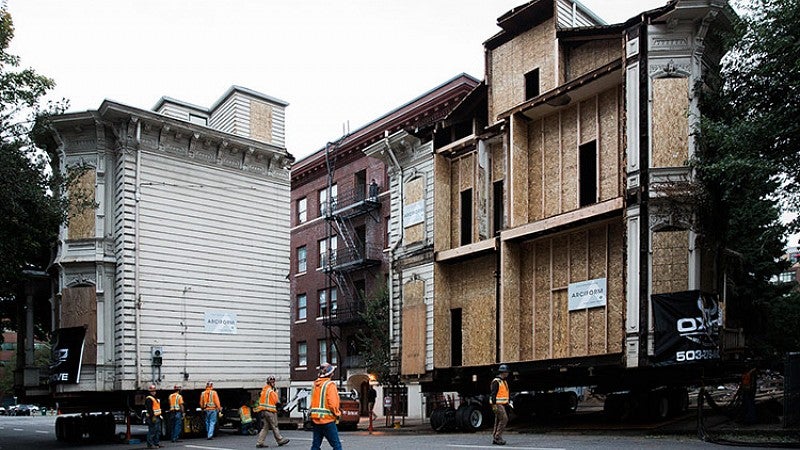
{"left": 401, "top": 279, "right": 426, "bottom": 375}
{"left": 651, "top": 230, "right": 689, "bottom": 294}
{"left": 652, "top": 77, "right": 689, "bottom": 167}
{"left": 403, "top": 177, "right": 425, "bottom": 244}
{"left": 67, "top": 168, "right": 95, "bottom": 240}
{"left": 60, "top": 286, "right": 97, "bottom": 365}
{"left": 249, "top": 100, "right": 273, "bottom": 143}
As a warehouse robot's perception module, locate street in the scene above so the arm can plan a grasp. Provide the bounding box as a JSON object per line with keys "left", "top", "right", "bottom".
{"left": 0, "top": 415, "right": 768, "bottom": 450}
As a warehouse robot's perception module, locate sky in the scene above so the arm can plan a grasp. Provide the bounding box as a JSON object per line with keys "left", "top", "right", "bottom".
{"left": 6, "top": 0, "right": 667, "bottom": 160}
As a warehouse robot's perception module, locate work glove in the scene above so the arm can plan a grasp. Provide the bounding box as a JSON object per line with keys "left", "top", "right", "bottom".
{"left": 491, "top": 405, "right": 498, "bottom": 413}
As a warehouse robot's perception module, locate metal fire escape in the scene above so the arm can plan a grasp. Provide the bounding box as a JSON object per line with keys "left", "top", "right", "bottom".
{"left": 321, "top": 140, "right": 382, "bottom": 369}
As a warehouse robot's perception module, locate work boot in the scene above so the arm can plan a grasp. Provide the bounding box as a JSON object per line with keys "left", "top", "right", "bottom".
{"left": 278, "top": 438, "right": 290, "bottom": 446}
{"left": 256, "top": 444, "right": 267, "bottom": 448}
{"left": 493, "top": 439, "right": 506, "bottom": 446}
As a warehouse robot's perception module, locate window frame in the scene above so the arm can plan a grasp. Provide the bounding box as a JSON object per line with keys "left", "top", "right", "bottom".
{"left": 297, "top": 341, "right": 307, "bottom": 367}
{"left": 297, "top": 246, "right": 307, "bottom": 274}
{"left": 297, "top": 197, "right": 307, "bottom": 224}
{"left": 297, "top": 293, "right": 307, "bottom": 321}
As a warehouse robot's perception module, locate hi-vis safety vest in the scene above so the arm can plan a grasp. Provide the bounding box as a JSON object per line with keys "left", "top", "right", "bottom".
{"left": 169, "top": 392, "right": 183, "bottom": 411}
{"left": 147, "top": 395, "right": 162, "bottom": 417}
{"left": 201, "top": 389, "right": 219, "bottom": 410}
{"left": 493, "top": 378, "right": 509, "bottom": 405}
{"left": 239, "top": 405, "right": 253, "bottom": 424}
{"left": 258, "top": 387, "right": 278, "bottom": 413}
{"left": 310, "top": 380, "right": 336, "bottom": 422}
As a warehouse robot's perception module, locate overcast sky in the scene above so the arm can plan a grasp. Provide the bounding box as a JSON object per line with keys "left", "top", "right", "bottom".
{"left": 7, "top": 0, "right": 666, "bottom": 159}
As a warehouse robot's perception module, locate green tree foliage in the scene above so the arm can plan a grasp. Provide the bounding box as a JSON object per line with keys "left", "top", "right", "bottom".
{"left": 696, "top": 0, "right": 800, "bottom": 356}
{"left": 0, "top": 7, "right": 69, "bottom": 340}
{"left": 355, "top": 284, "right": 391, "bottom": 384}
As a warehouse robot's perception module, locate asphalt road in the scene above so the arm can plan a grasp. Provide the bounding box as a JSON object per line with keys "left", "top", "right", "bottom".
{"left": 0, "top": 415, "right": 767, "bottom": 450}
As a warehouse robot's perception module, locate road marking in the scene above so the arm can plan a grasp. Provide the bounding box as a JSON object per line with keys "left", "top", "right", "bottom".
{"left": 35, "top": 430, "right": 49, "bottom": 434}
{"left": 12, "top": 428, "right": 23, "bottom": 431}
{"left": 446, "top": 446, "right": 565, "bottom": 450}
{"left": 185, "top": 445, "right": 238, "bottom": 450}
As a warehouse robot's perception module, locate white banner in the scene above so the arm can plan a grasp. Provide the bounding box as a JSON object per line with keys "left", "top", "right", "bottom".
{"left": 204, "top": 311, "right": 238, "bottom": 334}
{"left": 568, "top": 278, "right": 607, "bottom": 311}
{"left": 403, "top": 200, "right": 425, "bottom": 227}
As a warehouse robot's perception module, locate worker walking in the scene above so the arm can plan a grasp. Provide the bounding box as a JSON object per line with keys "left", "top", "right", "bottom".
{"left": 255, "top": 376, "right": 290, "bottom": 447}
{"left": 168, "top": 384, "right": 185, "bottom": 442}
{"left": 310, "top": 363, "right": 342, "bottom": 450}
{"left": 145, "top": 384, "right": 162, "bottom": 449}
{"left": 490, "top": 364, "right": 511, "bottom": 446}
{"left": 200, "top": 381, "right": 221, "bottom": 440}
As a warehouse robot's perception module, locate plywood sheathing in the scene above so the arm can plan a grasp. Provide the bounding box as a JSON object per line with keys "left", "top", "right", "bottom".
{"left": 607, "top": 221, "right": 625, "bottom": 352}
{"left": 521, "top": 221, "right": 624, "bottom": 361}
{"left": 599, "top": 88, "right": 621, "bottom": 201}
{"left": 488, "top": 17, "right": 556, "bottom": 123}
{"left": 517, "top": 243, "right": 534, "bottom": 360}
{"left": 511, "top": 115, "right": 530, "bottom": 227}
{"left": 449, "top": 158, "right": 460, "bottom": 248}
{"left": 569, "top": 230, "right": 588, "bottom": 356}
{"left": 566, "top": 39, "right": 619, "bottom": 83}
{"left": 561, "top": 106, "right": 578, "bottom": 213}
{"left": 543, "top": 115, "right": 560, "bottom": 218}
{"left": 652, "top": 77, "right": 689, "bottom": 168}
{"left": 491, "top": 142, "right": 505, "bottom": 182}
{"left": 68, "top": 168, "right": 96, "bottom": 240}
{"left": 502, "top": 244, "right": 522, "bottom": 361}
{"left": 401, "top": 279, "right": 426, "bottom": 375}
{"left": 404, "top": 177, "right": 425, "bottom": 244}
{"left": 435, "top": 255, "right": 496, "bottom": 367}
{"left": 528, "top": 119, "right": 544, "bottom": 222}
{"left": 432, "top": 263, "right": 450, "bottom": 367}
{"left": 461, "top": 155, "right": 475, "bottom": 243}
{"left": 579, "top": 98, "right": 597, "bottom": 145}
{"left": 61, "top": 286, "right": 97, "bottom": 364}
{"left": 434, "top": 155, "right": 452, "bottom": 250}
{"left": 588, "top": 225, "right": 609, "bottom": 354}
{"left": 651, "top": 230, "right": 689, "bottom": 295}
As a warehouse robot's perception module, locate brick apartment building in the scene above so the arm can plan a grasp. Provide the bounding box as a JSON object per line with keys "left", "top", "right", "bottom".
{"left": 288, "top": 74, "right": 478, "bottom": 416}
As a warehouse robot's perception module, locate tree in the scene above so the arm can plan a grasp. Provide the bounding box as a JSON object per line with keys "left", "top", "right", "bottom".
{"left": 355, "top": 284, "right": 391, "bottom": 384}
{"left": 695, "top": 0, "right": 800, "bottom": 356}
{"left": 0, "top": 7, "right": 69, "bottom": 341}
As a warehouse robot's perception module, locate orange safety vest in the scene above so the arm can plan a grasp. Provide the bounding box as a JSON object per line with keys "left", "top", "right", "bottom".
{"left": 169, "top": 392, "right": 183, "bottom": 411}
{"left": 239, "top": 405, "right": 253, "bottom": 424}
{"left": 256, "top": 386, "right": 278, "bottom": 413}
{"left": 201, "top": 388, "right": 220, "bottom": 410}
{"left": 147, "top": 395, "right": 162, "bottom": 417}
{"left": 310, "top": 380, "right": 337, "bottom": 423}
{"left": 493, "top": 378, "right": 509, "bottom": 405}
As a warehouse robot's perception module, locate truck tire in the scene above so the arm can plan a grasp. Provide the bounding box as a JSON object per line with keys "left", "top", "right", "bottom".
{"left": 668, "top": 387, "right": 689, "bottom": 416}
{"left": 431, "top": 407, "right": 456, "bottom": 432}
{"left": 511, "top": 393, "right": 535, "bottom": 417}
{"left": 558, "top": 391, "right": 579, "bottom": 414}
{"left": 648, "top": 391, "right": 670, "bottom": 421}
{"left": 456, "top": 404, "right": 484, "bottom": 432}
{"left": 55, "top": 416, "right": 66, "bottom": 441}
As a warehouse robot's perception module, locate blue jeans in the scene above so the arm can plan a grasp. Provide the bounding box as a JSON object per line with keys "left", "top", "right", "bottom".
{"left": 170, "top": 411, "right": 183, "bottom": 441}
{"left": 205, "top": 410, "right": 218, "bottom": 438}
{"left": 146, "top": 416, "right": 161, "bottom": 447}
{"left": 311, "top": 421, "right": 342, "bottom": 450}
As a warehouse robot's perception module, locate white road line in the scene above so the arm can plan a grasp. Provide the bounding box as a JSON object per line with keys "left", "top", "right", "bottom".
{"left": 446, "top": 446, "right": 565, "bottom": 450}
{"left": 35, "top": 430, "right": 49, "bottom": 434}
{"left": 185, "top": 445, "right": 238, "bottom": 450}
{"left": 12, "top": 428, "right": 23, "bottom": 431}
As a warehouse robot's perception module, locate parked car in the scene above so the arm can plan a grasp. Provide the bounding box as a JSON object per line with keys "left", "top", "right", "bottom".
{"left": 0, "top": 406, "right": 6, "bottom": 415}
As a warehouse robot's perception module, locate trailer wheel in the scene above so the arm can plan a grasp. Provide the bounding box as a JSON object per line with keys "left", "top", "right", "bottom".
{"left": 604, "top": 393, "right": 634, "bottom": 422}
{"left": 668, "top": 387, "right": 689, "bottom": 416}
{"left": 55, "top": 416, "right": 66, "bottom": 441}
{"left": 456, "top": 404, "right": 483, "bottom": 432}
{"left": 511, "top": 393, "right": 535, "bottom": 417}
{"left": 649, "top": 391, "right": 669, "bottom": 421}
{"left": 558, "top": 391, "right": 579, "bottom": 414}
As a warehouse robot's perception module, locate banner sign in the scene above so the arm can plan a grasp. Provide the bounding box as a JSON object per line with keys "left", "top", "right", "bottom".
{"left": 652, "top": 290, "right": 722, "bottom": 366}
{"left": 50, "top": 326, "right": 86, "bottom": 384}
{"left": 403, "top": 200, "right": 424, "bottom": 227}
{"left": 204, "top": 310, "right": 238, "bottom": 334}
{"left": 568, "top": 278, "right": 607, "bottom": 311}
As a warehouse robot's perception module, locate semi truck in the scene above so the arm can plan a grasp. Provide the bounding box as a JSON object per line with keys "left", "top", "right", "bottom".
{"left": 33, "top": 87, "right": 295, "bottom": 441}
{"left": 367, "top": 0, "right": 744, "bottom": 430}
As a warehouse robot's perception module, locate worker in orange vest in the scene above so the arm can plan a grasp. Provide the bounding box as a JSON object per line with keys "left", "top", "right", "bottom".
{"left": 255, "top": 376, "right": 289, "bottom": 447}
{"left": 200, "top": 381, "right": 221, "bottom": 440}
{"left": 310, "top": 363, "right": 342, "bottom": 450}
{"left": 168, "top": 384, "right": 184, "bottom": 443}
{"left": 490, "top": 364, "right": 511, "bottom": 446}
{"left": 238, "top": 401, "right": 254, "bottom": 435}
{"left": 144, "top": 384, "right": 162, "bottom": 449}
